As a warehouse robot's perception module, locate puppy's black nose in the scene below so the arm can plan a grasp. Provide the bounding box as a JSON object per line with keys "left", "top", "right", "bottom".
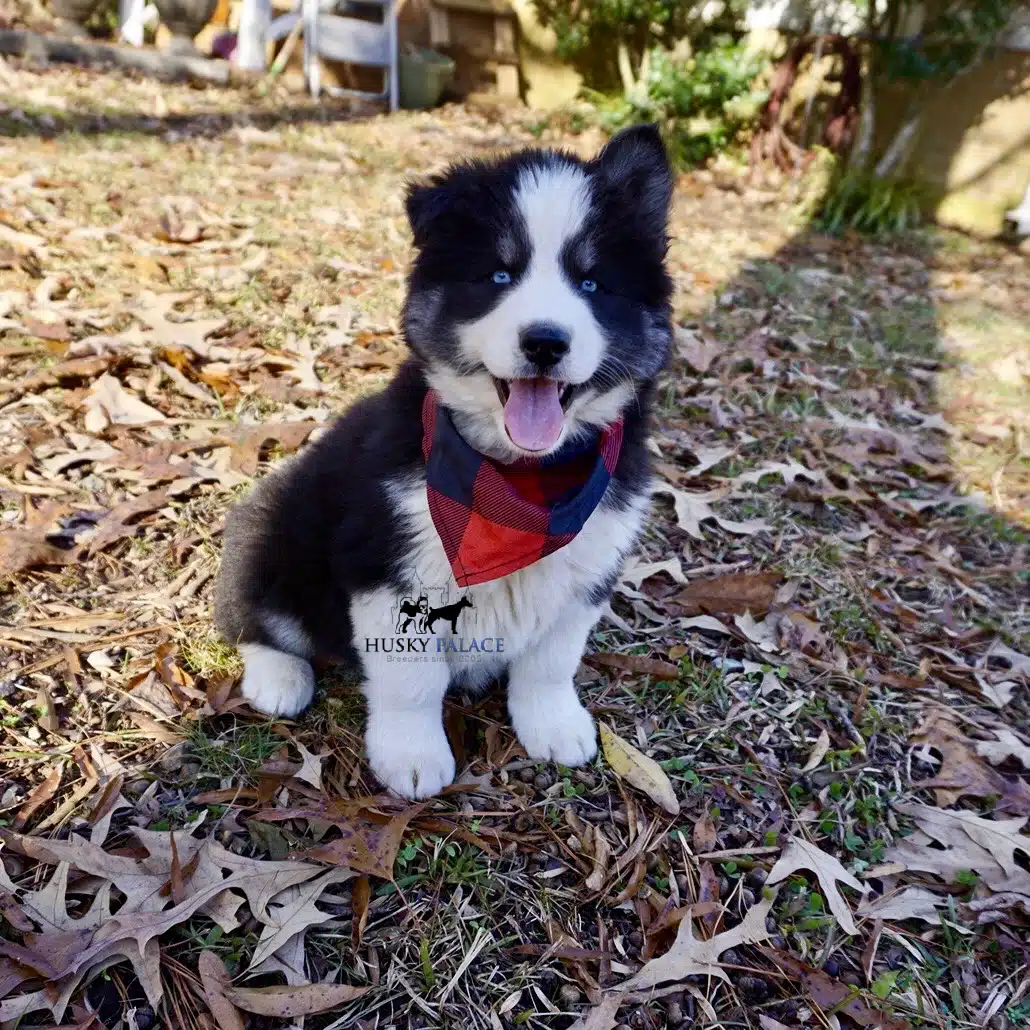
{"left": 519, "top": 323, "right": 570, "bottom": 371}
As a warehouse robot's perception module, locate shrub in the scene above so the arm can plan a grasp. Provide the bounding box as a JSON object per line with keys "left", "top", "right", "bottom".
{"left": 533, "top": 0, "right": 746, "bottom": 66}
{"left": 596, "top": 38, "right": 767, "bottom": 167}
{"left": 815, "top": 167, "right": 929, "bottom": 235}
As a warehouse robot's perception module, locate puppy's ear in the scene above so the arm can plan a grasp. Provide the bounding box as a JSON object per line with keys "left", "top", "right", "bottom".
{"left": 405, "top": 179, "right": 454, "bottom": 249}
{"left": 592, "top": 124, "right": 672, "bottom": 231}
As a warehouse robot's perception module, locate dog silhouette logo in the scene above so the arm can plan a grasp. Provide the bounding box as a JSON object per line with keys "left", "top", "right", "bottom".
{"left": 395, "top": 595, "right": 429, "bottom": 634}
{"left": 425, "top": 595, "right": 473, "bottom": 634}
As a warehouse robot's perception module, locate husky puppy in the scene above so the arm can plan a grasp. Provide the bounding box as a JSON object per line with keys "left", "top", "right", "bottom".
{"left": 215, "top": 125, "right": 674, "bottom": 798}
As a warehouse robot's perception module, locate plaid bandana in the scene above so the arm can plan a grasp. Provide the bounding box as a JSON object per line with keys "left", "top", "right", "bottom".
{"left": 421, "top": 391, "right": 623, "bottom": 588}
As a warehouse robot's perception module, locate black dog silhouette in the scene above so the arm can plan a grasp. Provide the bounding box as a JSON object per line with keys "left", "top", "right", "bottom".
{"left": 396, "top": 595, "right": 428, "bottom": 634}
{"left": 426, "top": 595, "right": 473, "bottom": 634}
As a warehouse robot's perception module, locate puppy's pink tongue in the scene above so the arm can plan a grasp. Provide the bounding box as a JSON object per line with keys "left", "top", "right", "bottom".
{"left": 503, "top": 378, "right": 563, "bottom": 452}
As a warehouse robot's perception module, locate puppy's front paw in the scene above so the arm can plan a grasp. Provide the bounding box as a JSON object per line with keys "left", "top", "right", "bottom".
{"left": 366, "top": 713, "right": 456, "bottom": 800}
{"left": 510, "top": 686, "right": 597, "bottom": 767}
{"left": 239, "top": 644, "right": 315, "bottom": 717}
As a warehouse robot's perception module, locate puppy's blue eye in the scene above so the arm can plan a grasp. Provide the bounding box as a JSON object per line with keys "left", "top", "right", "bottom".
{"left": 580, "top": 279, "right": 598, "bottom": 293}
{"left": 492, "top": 270, "right": 511, "bottom": 285}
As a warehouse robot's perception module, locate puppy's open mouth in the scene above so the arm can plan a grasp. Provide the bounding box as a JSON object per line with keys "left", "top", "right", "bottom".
{"left": 492, "top": 377, "right": 581, "bottom": 453}
{"left": 492, "top": 378, "right": 578, "bottom": 409}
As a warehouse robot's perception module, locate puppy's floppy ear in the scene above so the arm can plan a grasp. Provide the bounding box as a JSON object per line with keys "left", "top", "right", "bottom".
{"left": 405, "top": 178, "right": 454, "bottom": 249}
{"left": 593, "top": 123, "right": 673, "bottom": 230}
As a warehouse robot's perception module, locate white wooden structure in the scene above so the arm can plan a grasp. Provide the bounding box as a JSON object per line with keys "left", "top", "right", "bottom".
{"left": 1006, "top": 181, "right": 1030, "bottom": 236}
{"left": 118, "top": 0, "right": 158, "bottom": 45}
{"left": 234, "top": 0, "right": 398, "bottom": 105}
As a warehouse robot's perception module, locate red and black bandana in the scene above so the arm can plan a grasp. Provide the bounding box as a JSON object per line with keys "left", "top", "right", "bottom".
{"left": 421, "top": 391, "right": 623, "bottom": 588}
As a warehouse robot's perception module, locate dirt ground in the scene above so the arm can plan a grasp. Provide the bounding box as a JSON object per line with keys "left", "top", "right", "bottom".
{"left": 1, "top": 57, "right": 1029, "bottom": 1030}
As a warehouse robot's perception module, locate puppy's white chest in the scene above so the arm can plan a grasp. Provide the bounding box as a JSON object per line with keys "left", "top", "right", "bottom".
{"left": 391, "top": 477, "right": 647, "bottom": 656}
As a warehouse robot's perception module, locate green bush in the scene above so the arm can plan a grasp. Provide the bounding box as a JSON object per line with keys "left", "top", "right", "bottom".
{"left": 594, "top": 38, "right": 767, "bottom": 167}
{"left": 532, "top": 0, "right": 747, "bottom": 67}
{"left": 815, "top": 168, "right": 929, "bottom": 235}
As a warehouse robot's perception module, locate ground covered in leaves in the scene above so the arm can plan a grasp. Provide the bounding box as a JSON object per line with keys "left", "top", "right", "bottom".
{"left": 1, "top": 55, "right": 1030, "bottom": 1030}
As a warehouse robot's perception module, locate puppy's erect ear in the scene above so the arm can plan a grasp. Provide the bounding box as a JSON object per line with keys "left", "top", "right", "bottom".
{"left": 405, "top": 178, "right": 454, "bottom": 249}
{"left": 592, "top": 124, "right": 673, "bottom": 231}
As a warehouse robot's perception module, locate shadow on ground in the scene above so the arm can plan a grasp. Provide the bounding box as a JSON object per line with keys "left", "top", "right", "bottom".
{"left": 0, "top": 96, "right": 373, "bottom": 140}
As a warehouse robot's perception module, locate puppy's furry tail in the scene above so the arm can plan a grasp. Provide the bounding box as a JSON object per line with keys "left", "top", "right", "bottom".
{"left": 214, "top": 472, "right": 285, "bottom": 647}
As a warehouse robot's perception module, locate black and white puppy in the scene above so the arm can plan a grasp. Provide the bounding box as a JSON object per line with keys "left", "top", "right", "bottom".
{"left": 215, "top": 125, "right": 674, "bottom": 799}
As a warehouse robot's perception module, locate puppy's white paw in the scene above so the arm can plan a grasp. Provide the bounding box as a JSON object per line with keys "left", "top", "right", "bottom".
{"left": 239, "top": 644, "right": 315, "bottom": 718}
{"left": 366, "top": 712, "right": 455, "bottom": 800}
{"left": 510, "top": 686, "right": 597, "bottom": 767}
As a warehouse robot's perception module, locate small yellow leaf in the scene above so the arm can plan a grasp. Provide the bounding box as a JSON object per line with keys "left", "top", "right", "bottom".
{"left": 599, "top": 722, "right": 680, "bottom": 815}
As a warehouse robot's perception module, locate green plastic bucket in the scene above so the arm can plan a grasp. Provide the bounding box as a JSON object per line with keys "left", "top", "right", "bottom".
{"left": 399, "top": 47, "right": 455, "bottom": 110}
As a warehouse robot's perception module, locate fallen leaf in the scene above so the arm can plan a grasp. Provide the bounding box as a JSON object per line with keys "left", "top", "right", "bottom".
{"left": 0, "top": 891, "right": 35, "bottom": 932}
{"left": 643, "top": 900, "right": 721, "bottom": 960}
{"left": 279, "top": 334, "right": 324, "bottom": 393}
{"left": 767, "top": 836, "right": 868, "bottom": 936}
{"left": 247, "top": 820, "right": 291, "bottom": 861}
{"left": 892, "top": 802, "right": 1029, "bottom": 879}
{"left": 669, "top": 570, "right": 781, "bottom": 616}
{"left": 616, "top": 891, "right": 774, "bottom": 989}
{"left": 248, "top": 867, "right": 354, "bottom": 969}
{"left": 23, "top": 315, "right": 70, "bottom": 342}
{"left": 697, "top": 862, "right": 721, "bottom": 932}
{"left": 169, "top": 833, "right": 186, "bottom": 906}
{"left": 978, "top": 679, "right": 1016, "bottom": 708}
{"left": 351, "top": 875, "right": 370, "bottom": 952}
{"left": 583, "top": 822, "right": 612, "bottom": 893}
{"left": 85, "top": 488, "right": 171, "bottom": 556}
{"left": 586, "top": 653, "right": 679, "bottom": 680}
{"left": 224, "top": 982, "right": 369, "bottom": 1017}
{"left": 0, "top": 827, "right": 326, "bottom": 1021}
{"left": 38, "top": 441, "right": 119, "bottom": 477}
{"left": 734, "top": 611, "right": 780, "bottom": 652}
{"left": 83, "top": 374, "right": 167, "bottom": 432}
{"left": 759, "top": 1016, "right": 795, "bottom": 1030}
{"left": 777, "top": 609, "right": 828, "bottom": 653}
{"left": 0, "top": 530, "right": 74, "bottom": 583}
{"left": 680, "top": 614, "right": 734, "bottom": 635}
{"left": 856, "top": 886, "right": 943, "bottom": 925}
{"left": 292, "top": 740, "right": 324, "bottom": 790}
{"left": 734, "top": 459, "right": 824, "bottom": 487}
{"left": 693, "top": 812, "right": 717, "bottom": 853}
{"left": 620, "top": 556, "right": 686, "bottom": 590}
{"left": 157, "top": 206, "right": 204, "bottom": 245}
{"left": 653, "top": 485, "right": 770, "bottom": 540}
{"left": 759, "top": 948, "right": 908, "bottom": 1030}
{"left": 599, "top": 722, "right": 680, "bottom": 816}
{"left": 17, "top": 355, "right": 112, "bottom": 395}
{"left": 983, "top": 641, "right": 1030, "bottom": 680}
{"left": 976, "top": 729, "right": 1030, "bottom": 769}
{"left": 910, "top": 710, "right": 1030, "bottom": 816}
{"left": 567, "top": 994, "right": 622, "bottom": 1030}
{"left": 230, "top": 422, "right": 317, "bottom": 476}
{"left": 197, "top": 951, "right": 245, "bottom": 1030}
{"left": 800, "top": 729, "right": 831, "bottom": 773}
{"left": 674, "top": 325, "right": 722, "bottom": 373}
{"left": 120, "top": 291, "right": 227, "bottom": 358}
{"left": 260, "top": 798, "right": 424, "bottom": 880}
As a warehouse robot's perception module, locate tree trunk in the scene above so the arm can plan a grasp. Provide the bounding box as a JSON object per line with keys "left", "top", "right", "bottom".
{"left": 616, "top": 40, "right": 635, "bottom": 97}
{"left": 872, "top": 104, "right": 923, "bottom": 179}
{"left": 822, "top": 38, "right": 861, "bottom": 152}
{"left": 749, "top": 37, "right": 812, "bottom": 173}
{"left": 847, "top": 59, "right": 876, "bottom": 172}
